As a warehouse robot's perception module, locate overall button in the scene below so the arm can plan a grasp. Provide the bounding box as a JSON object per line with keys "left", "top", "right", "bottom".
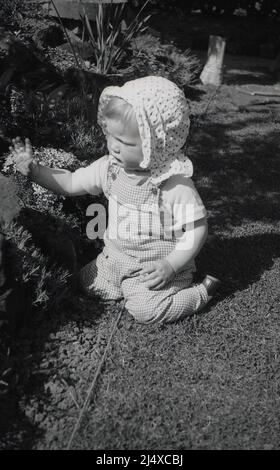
{"left": 111, "top": 173, "right": 117, "bottom": 181}
{"left": 151, "top": 187, "right": 157, "bottom": 195}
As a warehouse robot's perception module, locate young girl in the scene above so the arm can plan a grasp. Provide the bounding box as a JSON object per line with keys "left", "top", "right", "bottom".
{"left": 10, "top": 76, "right": 220, "bottom": 324}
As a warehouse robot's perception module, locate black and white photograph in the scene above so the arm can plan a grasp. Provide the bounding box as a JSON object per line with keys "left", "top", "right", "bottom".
{"left": 0, "top": 0, "right": 280, "bottom": 452}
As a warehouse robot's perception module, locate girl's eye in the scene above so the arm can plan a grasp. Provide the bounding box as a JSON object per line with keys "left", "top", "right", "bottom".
{"left": 122, "top": 140, "right": 135, "bottom": 147}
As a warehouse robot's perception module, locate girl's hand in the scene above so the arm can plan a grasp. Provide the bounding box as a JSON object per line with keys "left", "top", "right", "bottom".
{"left": 9, "top": 137, "right": 35, "bottom": 177}
{"left": 138, "top": 259, "right": 176, "bottom": 290}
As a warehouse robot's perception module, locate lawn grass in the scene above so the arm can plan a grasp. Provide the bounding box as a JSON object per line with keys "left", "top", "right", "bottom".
{"left": 67, "top": 85, "right": 280, "bottom": 450}
{"left": 1, "top": 81, "right": 280, "bottom": 450}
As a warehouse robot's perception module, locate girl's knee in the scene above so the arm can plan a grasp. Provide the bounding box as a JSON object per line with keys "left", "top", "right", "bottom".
{"left": 77, "top": 259, "right": 98, "bottom": 296}
{"left": 124, "top": 287, "right": 204, "bottom": 324}
{"left": 125, "top": 296, "right": 170, "bottom": 324}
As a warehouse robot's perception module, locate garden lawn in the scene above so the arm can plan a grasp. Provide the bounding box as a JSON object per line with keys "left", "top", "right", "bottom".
{"left": 1, "top": 82, "right": 280, "bottom": 450}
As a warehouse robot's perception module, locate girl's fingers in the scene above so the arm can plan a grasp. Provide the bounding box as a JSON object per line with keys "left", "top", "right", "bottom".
{"left": 16, "top": 136, "right": 24, "bottom": 145}
{"left": 145, "top": 278, "right": 162, "bottom": 289}
{"left": 25, "top": 138, "right": 32, "bottom": 151}
{"left": 129, "top": 267, "right": 142, "bottom": 276}
{"left": 149, "top": 282, "right": 165, "bottom": 291}
{"left": 140, "top": 265, "right": 156, "bottom": 275}
{"left": 14, "top": 143, "right": 24, "bottom": 153}
{"left": 15, "top": 141, "right": 24, "bottom": 149}
{"left": 11, "top": 137, "right": 32, "bottom": 152}
{"left": 141, "top": 271, "right": 158, "bottom": 282}
{"left": 144, "top": 274, "right": 161, "bottom": 286}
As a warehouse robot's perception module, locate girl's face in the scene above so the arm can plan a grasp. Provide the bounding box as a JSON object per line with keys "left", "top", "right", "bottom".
{"left": 105, "top": 116, "right": 145, "bottom": 173}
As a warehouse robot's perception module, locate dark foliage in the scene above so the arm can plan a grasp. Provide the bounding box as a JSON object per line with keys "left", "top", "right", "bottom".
{"left": 135, "top": 0, "right": 280, "bottom": 16}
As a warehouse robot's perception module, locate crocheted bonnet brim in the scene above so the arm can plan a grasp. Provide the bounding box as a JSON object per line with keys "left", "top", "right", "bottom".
{"left": 98, "top": 76, "right": 193, "bottom": 185}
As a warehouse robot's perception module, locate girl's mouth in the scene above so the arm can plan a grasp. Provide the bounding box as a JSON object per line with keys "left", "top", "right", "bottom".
{"left": 112, "top": 155, "right": 123, "bottom": 165}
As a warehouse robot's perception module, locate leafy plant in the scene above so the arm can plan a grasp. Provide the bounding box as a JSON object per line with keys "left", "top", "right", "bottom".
{"left": 3, "top": 146, "right": 88, "bottom": 214}
{"left": 129, "top": 33, "right": 201, "bottom": 87}
{"left": 0, "top": 0, "right": 27, "bottom": 25}
{"left": 3, "top": 221, "right": 69, "bottom": 310}
{"left": 0, "top": 0, "right": 44, "bottom": 27}
{"left": 2, "top": 145, "right": 101, "bottom": 256}
{"left": 79, "top": 0, "right": 151, "bottom": 74}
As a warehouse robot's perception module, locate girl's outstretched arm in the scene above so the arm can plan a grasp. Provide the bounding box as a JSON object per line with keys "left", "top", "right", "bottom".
{"left": 10, "top": 137, "right": 87, "bottom": 196}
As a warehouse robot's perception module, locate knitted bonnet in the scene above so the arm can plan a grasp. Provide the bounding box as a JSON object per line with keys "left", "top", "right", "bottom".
{"left": 98, "top": 76, "right": 193, "bottom": 185}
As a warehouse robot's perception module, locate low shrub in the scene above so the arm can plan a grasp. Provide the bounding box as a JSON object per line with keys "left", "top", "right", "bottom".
{"left": 2, "top": 146, "right": 100, "bottom": 248}
{"left": 133, "top": 0, "right": 280, "bottom": 17}
{"left": 129, "top": 33, "right": 201, "bottom": 87}
{"left": 3, "top": 146, "right": 104, "bottom": 265}
{"left": 1, "top": 82, "right": 106, "bottom": 159}
{"left": 0, "top": 0, "right": 45, "bottom": 28}
{"left": 3, "top": 147, "right": 82, "bottom": 213}
{"left": 3, "top": 221, "right": 70, "bottom": 311}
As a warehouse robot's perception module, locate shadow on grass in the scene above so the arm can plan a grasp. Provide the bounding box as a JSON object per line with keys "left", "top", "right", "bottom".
{"left": 0, "top": 208, "right": 113, "bottom": 449}
{"left": 196, "top": 232, "right": 280, "bottom": 300}
{"left": 191, "top": 114, "right": 280, "bottom": 228}
{"left": 0, "top": 291, "right": 114, "bottom": 449}
{"left": 223, "top": 70, "right": 275, "bottom": 86}
{"left": 189, "top": 92, "right": 280, "bottom": 304}
{"left": 0, "top": 393, "right": 44, "bottom": 450}
{"left": 184, "top": 84, "right": 207, "bottom": 102}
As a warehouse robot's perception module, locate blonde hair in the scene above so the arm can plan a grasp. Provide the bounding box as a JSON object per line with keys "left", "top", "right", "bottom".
{"left": 102, "top": 96, "right": 135, "bottom": 125}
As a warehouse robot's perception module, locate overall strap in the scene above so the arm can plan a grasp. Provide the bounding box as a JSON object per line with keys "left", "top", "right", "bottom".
{"left": 104, "top": 160, "right": 121, "bottom": 198}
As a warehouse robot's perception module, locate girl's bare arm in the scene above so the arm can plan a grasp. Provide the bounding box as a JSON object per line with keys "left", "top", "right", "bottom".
{"left": 165, "top": 217, "right": 208, "bottom": 273}
{"left": 135, "top": 217, "right": 208, "bottom": 291}
{"left": 10, "top": 137, "right": 86, "bottom": 196}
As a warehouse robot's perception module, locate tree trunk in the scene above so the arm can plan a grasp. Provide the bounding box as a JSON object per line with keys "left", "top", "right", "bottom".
{"left": 200, "top": 35, "right": 226, "bottom": 86}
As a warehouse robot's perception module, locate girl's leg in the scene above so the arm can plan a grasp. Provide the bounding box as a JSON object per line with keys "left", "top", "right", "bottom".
{"left": 78, "top": 251, "right": 123, "bottom": 301}
{"left": 121, "top": 275, "right": 209, "bottom": 324}
{"left": 159, "top": 283, "right": 209, "bottom": 323}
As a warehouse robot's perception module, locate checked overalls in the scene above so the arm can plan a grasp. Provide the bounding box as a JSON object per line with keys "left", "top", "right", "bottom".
{"left": 79, "top": 162, "right": 207, "bottom": 323}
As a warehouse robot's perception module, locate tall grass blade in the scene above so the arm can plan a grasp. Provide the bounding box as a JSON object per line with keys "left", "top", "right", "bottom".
{"left": 78, "top": 0, "right": 151, "bottom": 74}
{"left": 49, "top": 0, "right": 81, "bottom": 70}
